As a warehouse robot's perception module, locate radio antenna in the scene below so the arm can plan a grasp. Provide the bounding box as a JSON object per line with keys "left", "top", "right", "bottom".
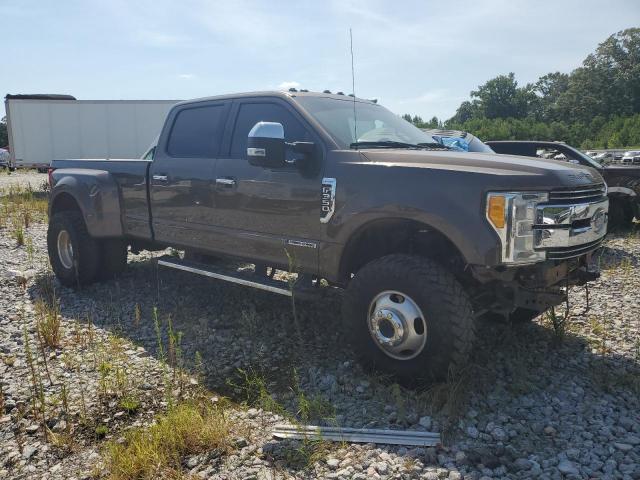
{"left": 350, "top": 28, "right": 358, "bottom": 146}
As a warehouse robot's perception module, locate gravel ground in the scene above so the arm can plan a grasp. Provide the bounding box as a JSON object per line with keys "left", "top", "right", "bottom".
{"left": 0, "top": 171, "right": 47, "bottom": 191}
{"left": 1, "top": 177, "right": 639, "bottom": 479}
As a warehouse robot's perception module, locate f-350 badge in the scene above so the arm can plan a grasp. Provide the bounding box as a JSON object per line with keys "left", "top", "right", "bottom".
{"left": 320, "top": 178, "right": 336, "bottom": 223}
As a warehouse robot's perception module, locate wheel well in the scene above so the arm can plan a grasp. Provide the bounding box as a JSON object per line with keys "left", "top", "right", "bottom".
{"left": 50, "top": 192, "right": 81, "bottom": 216}
{"left": 339, "top": 219, "right": 467, "bottom": 283}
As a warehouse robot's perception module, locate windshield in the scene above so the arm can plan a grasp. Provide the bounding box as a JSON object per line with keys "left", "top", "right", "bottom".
{"left": 296, "top": 96, "right": 437, "bottom": 149}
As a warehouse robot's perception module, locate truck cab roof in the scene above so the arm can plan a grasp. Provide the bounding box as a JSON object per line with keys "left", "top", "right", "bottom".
{"left": 174, "top": 90, "right": 378, "bottom": 108}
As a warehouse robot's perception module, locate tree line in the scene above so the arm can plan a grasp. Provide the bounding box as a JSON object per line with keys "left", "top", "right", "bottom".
{"left": 405, "top": 28, "right": 640, "bottom": 149}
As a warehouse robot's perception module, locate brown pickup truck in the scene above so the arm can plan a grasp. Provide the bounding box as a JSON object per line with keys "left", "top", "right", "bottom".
{"left": 47, "top": 90, "right": 608, "bottom": 383}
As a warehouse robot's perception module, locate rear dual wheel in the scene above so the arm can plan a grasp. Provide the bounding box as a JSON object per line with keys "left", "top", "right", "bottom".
{"left": 47, "top": 211, "right": 128, "bottom": 287}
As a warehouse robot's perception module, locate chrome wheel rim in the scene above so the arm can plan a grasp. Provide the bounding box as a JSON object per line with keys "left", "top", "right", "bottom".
{"left": 368, "top": 290, "right": 427, "bottom": 360}
{"left": 57, "top": 230, "right": 74, "bottom": 270}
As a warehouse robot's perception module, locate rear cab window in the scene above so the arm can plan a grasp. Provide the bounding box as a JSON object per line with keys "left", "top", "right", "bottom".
{"left": 167, "top": 103, "right": 229, "bottom": 158}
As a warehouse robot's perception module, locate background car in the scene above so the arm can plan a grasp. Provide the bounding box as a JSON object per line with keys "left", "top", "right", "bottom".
{"left": 0, "top": 148, "right": 10, "bottom": 169}
{"left": 592, "top": 151, "right": 615, "bottom": 165}
{"left": 622, "top": 150, "right": 640, "bottom": 165}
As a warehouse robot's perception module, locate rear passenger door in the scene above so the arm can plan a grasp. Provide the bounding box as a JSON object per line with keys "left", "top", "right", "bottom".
{"left": 211, "top": 98, "right": 323, "bottom": 272}
{"left": 149, "top": 100, "right": 230, "bottom": 247}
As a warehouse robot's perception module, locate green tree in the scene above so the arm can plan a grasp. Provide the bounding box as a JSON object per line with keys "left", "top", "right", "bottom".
{"left": 449, "top": 100, "right": 478, "bottom": 124}
{"left": 0, "top": 116, "right": 7, "bottom": 148}
{"left": 470, "top": 73, "right": 534, "bottom": 119}
{"left": 532, "top": 72, "right": 569, "bottom": 121}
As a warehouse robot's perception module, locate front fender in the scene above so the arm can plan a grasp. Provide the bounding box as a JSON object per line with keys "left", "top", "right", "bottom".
{"left": 50, "top": 169, "right": 123, "bottom": 238}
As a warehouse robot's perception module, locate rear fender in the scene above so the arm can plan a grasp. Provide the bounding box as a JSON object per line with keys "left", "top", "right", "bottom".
{"left": 49, "top": 169, "right": 123, "bottom": 238}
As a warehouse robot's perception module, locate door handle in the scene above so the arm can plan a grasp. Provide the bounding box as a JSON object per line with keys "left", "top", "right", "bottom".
{"left": 152, "top": 174, "right": 168, "bottom": 181}
{"left": 216, "top": 177, "right": 236, "bottom": 186}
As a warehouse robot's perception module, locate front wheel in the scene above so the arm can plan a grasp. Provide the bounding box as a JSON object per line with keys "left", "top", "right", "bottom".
{"left": 342, "top": 254, "right": 475, "bottom": 385}
{"left": 47, "top": 211, "right": 100, "bottom": 287}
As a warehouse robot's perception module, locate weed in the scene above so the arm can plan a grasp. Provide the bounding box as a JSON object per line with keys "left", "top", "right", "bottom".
{"left": 104, "top": 402, "right": 231, "bottom": 479}
{"left": 292, "top": 369, "right": 335, "bottom": 423}
{"left": 95, "top": 424, "right": 109, "bottom": 439}
{"left": 99, "top": 361, "right": 113, "bottom": 397}
{"left": 133, "top": 303, "right": 141, "bottom": 328}
{"left": 12, "top": 220, "right": 24, "bottom": 246}
{"left": 24, "top": 236, "right": 35, "bottom": 267}
{"left": 2, "top": 355, "right": 15, "bottom": 367}
{"left": 228, "top": 368, "right": 286, "bottom": 418}
{"left": 284, "top": 249, "right": 302, "bottom": 342}
{"left": 391, "top": 383, "right": 407, "bottom": 424}
{"left": 119, "top": 396, "right": 141, "bottom": 414}
{"left": 544, "top": 305, "right": 570, "bottom": 342}
{"left": 49, "top": 431, "right": 76, "bottom": 451}
{"left": 419, "top": 366, "right": 473, "bottom": 442}
{"left": 23, "top": 317, "right": 47, "bottom": 436}
{"left": 277, "top": 439, "right": 334, "bottom": 471}
{"left": 35, "top": 298, "right": 62, "bottom": 349}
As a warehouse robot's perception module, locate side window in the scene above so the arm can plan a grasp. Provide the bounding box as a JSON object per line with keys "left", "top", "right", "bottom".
{"left": 230, "top": 102, "right": 310, "bottom": 158}
{"left": 143, "top": 146, "right": 155, "bottom": 160}
{"left": 167, "top": 104, "right": 226, "bottom": 157}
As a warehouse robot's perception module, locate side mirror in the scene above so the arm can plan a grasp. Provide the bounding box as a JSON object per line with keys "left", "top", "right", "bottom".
{"left": 247, "top": 122, "right": 286, "bottom": 168}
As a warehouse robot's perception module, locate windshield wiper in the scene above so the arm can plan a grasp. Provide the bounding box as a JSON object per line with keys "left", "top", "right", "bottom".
{"left": 417, "top": 142, "right": 451, "bottom": 150}
{"left": 350, "top": 141, "right": 420, "bottom": 149}
{"left": 350, "top": 140, "right": 452, "bottom": 150}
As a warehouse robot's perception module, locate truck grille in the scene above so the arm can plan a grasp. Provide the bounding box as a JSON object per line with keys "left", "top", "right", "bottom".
{"left": 546, "top": 238, "right": 605, "bottom": 260}
{"left": 548, "top": 183, "right": 607, "bottom": 204}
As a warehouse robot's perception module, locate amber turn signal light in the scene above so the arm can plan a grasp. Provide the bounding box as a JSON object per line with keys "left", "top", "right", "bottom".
{"left": 487, "top": 195, "right": 506, "bottom": 229}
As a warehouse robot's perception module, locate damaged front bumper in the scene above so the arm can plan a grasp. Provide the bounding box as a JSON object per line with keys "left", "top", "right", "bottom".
{"left": 471, "top": 249, "right": 602, "bottom": 315}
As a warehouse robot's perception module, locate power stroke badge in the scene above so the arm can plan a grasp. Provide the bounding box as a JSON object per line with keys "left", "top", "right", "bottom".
{"left": 320, "top": 177, "right": 337, "bottom": 223}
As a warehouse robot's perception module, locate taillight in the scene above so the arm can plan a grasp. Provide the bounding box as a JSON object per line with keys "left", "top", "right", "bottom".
{"left": 48, "top": 168, "right": 54, "bottom": 187}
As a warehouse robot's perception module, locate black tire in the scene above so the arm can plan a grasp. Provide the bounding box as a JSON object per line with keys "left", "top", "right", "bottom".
{"left": 609, "top": 199, "right": 636, "bottom": 228}
{"left": 47, "top": 211, "right": 100, "bottom": 287}
{"left": 509, "top": 308, "right": 543, "bottom": 323}
{"left": 342, "top": 254, "right": 475, "bottom": 385}
{"left": 97, "top": 239, "right": 128, "bottom": 280}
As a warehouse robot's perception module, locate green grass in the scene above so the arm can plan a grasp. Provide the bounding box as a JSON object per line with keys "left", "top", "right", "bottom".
{"left": 104, "top": 402, "right": 232, "bottom": 480}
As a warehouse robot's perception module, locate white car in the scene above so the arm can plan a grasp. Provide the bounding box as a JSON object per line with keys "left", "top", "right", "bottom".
{"left": 593, "top": 151, "right": 615, "bottom": 165}
{"left": 622, "top": 150, "right": 640, "bottom": 165}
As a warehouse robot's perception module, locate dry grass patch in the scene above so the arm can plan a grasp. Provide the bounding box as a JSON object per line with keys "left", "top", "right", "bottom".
{"left": 0, "top": 183, "right": 48, "bottom": 230}
{"left": 35, "top": 297, "right": 63, "bottom": 349}
{"left": 104, "top": 402, "right": 233, "bottom": 480}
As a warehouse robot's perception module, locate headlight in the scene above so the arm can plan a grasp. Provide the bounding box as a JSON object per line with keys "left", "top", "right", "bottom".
{"left": 486, "top": 192, "right": 549, "bottom": 264}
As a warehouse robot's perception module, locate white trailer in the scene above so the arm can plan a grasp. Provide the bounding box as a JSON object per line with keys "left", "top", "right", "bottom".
{"left": 4, "top": 95, "right": 179, "bottom": 170}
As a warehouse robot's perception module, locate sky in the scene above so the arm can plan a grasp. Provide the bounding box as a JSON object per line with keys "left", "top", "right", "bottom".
{"left": 1, "top": 0, "right": 638, "bottom": 121}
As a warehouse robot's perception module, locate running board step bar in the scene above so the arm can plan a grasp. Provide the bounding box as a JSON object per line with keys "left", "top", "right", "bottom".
{"left": 272, "top": 424, "right": 440, "bottom": 446}
{"left": 157, "top": 255, "right": 311, "bottom": 298}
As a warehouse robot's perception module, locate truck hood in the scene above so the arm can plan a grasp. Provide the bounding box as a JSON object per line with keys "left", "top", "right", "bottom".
{"left": 360, "top": 149, "right": 605, "bottom": 190}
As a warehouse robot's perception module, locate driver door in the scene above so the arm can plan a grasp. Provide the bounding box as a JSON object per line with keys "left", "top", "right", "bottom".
{"left": 210, "top": 98, "right": 323, "bottom": 273}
